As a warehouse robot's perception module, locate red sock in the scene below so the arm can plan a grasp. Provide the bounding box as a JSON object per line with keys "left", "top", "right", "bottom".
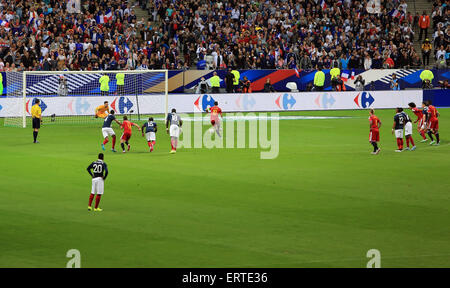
{"left": 409, "top": 136, "right": 415, "bottom": 147}
{"left": 95, "top": 195, "right": 101, "bottom": 209}
{"left": 148, "top": 141, "right": 152, "bottom": 147}
{"left": 399, "top": 138, "right": 403, "bottom": 150}
{"left": 112, "top": 135, "right": 116, "bottom": 149}
{"left": 406, "top": 137, "right": 410, "bottom": 147}
{"left": 89, "top": 194, "right": 94, "bottom": 207}
{"left": 420, "top": 130, "right": 426, "bottom": 139}
{"left": 103, "top": 138, "right": 109, "bottom": 145}
{"left": 171, "top": 139, "right": 174, "bottom": 150}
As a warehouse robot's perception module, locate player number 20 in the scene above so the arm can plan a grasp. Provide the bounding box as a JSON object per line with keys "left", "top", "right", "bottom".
{"left": 93, "top": 164, "right": 103, "bottom": 174}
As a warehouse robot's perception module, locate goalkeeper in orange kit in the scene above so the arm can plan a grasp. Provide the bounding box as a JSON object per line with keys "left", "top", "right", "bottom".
{"left": 95, "top": 101, "right": 109, "bottom": 118}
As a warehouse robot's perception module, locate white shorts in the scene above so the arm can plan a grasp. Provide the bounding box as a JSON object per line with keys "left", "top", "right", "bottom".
{"left": 146, "top": 132, "right": 156, "bottom": 141}
{"left": 395, "top": 129, "right": 404, "bottom": 139}
{"left": 405, "top": 122, "right": 413, "bottom": 136}
{"left": 170, "top": 124, "right": 180, "bottom": 138}
{"left": 91, "top": 177, "right": 104, "bottom": 195}
{"left": 102, "top": 127, "right": 115, "bottom": 138}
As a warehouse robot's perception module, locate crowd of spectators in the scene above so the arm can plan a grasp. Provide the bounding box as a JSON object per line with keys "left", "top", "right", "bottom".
{"left": 0, "top": 0, "right": 448, "bottom": 73}
{"left": 429, "top": 0, "right": 449, "bottom": 69}
{"left": 143, "top": 0, "right": 447, "bottom": 70}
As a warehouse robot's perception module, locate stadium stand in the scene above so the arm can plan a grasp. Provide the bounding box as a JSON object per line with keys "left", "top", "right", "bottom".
{"left": 0, "top": 0, "right": 447, "bottom": 72}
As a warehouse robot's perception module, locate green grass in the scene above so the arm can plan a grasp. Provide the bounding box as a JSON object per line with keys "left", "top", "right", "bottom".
{"left": 0, "top": 109, "right": 449, "bottom": 268}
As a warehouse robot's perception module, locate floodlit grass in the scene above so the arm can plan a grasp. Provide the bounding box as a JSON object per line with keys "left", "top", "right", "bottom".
{"left": 0, "top": 109, "right": 449, "bottom": 267}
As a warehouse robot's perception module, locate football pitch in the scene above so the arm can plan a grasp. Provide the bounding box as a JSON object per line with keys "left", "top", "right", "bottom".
{"left": 0, "top": 109, "right": 449, "bottom": 268}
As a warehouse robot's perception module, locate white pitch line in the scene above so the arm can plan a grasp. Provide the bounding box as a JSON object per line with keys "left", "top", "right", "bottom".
{"left": 151, "top": 115, "right": 356, "bottom": 122}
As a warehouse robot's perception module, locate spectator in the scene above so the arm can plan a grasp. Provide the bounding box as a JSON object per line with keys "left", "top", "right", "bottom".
{"left": 195, "top": 77, "right": 209, "bottom": 94}
{"left": 436, "top": 55, "right": 447, "bottom": 69}
{"left": 390, "top": 74, "right": 400, "bottom": 90}
{"left": 263, "top": 78, "right": 275, "bottom": 92}
{"left": 419, "top": 11, "right": 431, "bottom": 41}
{"left": 354, "top": 75, "right": 365, "bottom": 91}
{"left": 225, "top": 68, "right": 234, "bottom": 93}
{"left": 436, "top": 45, "right": 446, "bottom": 61}
{"left": 241, "top": 76, "right": 251, "bottom": 93}
{"left": 364, "top": 53, "right": 372, "bottom": 70}
{"left": 438, "top": 80, "right": 449, "bottom": 89}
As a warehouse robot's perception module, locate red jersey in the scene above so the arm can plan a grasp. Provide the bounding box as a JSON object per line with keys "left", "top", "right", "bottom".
{"left": 210, "top": 106, "right": 222, "bottom": 120}
{"left": 411, "top": 107, "right": 423, "bottom": 121}
{"left": 121, "top": 120, "right": 134, "bottom": 134}
{"left": 369, "top": 115, "right": 380, "bottom": 130}
{"left": 428, "top": 105, "right": 438, "bottom": 121}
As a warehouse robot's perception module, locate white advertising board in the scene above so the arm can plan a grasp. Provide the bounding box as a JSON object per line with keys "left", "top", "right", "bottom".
{"left": 0, "top": 90, "right": 423, "bottom": 117}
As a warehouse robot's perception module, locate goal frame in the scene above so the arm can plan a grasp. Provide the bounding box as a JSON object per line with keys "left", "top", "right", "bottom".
{"left": 17, "top": 69, "right": 169, "bottom": 128}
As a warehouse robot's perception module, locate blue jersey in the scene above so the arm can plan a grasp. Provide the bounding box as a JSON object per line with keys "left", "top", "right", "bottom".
{"left": 102, "top": 114, "right": 116, "bottom": 128}
{"left": 401, "top": 111, "right": 411, "bottom": 123}
{"left": 394, "top": 113, "right": 406, "bottom": 130}
{"left": 143, "top": 121, "right": 157, "bottom": 133}
{"left": 166, "top": 112, "right": 181, "bottom": 126}
{"left": 87, "top": 160, "right": 108, "bottom": 179}
{"left": 422, "top": 106, "right": 429, "bottom": 121}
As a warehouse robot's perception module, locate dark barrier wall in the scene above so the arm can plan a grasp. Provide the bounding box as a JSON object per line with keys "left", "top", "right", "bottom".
{"left": 0, "top": 69, "right": 448, "bottom": 95}
{"left": 423, "top": 89, "right": 450, "bottom": 107}
{"left": 174, "top": 69, "right": 449, "bottom": 93}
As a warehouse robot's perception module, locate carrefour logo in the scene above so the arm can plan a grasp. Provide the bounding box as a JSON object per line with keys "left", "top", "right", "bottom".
{"left": 235, "top": 94, "right": 256, "bottom": 110}
{"left": 111, "top": 97, "right": 133, "bottom": 113}
{"left": 275, "top": 93, "right": 296, "bottom": 110}
{"left": 0, "top": 104, "right": 2, "bottom": 112}
{"left": 314, "top": 93, "right": 335, "bottom": 109}
{"left": 26, "top": 98, "right": 47, "bottom": 115}
{"left": 354, "top": 92, "right": 375, "bottom": 108}
{"left": 194, "top": 94, "right": 215, "bottom": 111}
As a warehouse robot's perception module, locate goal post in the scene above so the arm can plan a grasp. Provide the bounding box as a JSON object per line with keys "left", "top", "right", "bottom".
{"left": 3, "top": 70, "right": 169, "bottom": 128}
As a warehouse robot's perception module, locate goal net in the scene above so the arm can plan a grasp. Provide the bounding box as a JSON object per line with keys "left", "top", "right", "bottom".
{"left": 3, "top": 70, "right": 168, "bottom": 127}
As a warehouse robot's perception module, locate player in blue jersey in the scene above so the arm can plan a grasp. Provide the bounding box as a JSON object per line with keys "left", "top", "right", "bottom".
{"left": 101, "top": 110, "right": 121, "bottom": 152}
{"left": 166, "top": 108, "right": 183, "bottom": 154}
{"left": 401, "top": 110, "right": 416, "bottom": 151}
{"left": 86, "top": 153, "right": 108, "bottom": 212}
{"left": 142, "top": 117, "right": 158, "bottom": 152}
{"left": 392, "top": 108, "right": 406, "bottom": 152}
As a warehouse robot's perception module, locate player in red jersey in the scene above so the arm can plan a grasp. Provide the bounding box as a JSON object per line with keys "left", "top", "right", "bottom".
{"left": 120, "top": 116, "right": 141, "bottom": 153}
{"left": 408, "top": 102, "right": 427, "bottom": 141}
{"left": 368, "top": 108, "right": 381, "bottom": 154}
{"left": 426, "top": 100, "right": 440, "bottom": 145}
{"left": 205, "top": 101, "right": 223, "bottom": 138}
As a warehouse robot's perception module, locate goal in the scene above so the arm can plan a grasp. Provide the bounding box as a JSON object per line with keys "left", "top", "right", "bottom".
{"left": 3, "top": 70, "right": 169, "bottom": 127}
